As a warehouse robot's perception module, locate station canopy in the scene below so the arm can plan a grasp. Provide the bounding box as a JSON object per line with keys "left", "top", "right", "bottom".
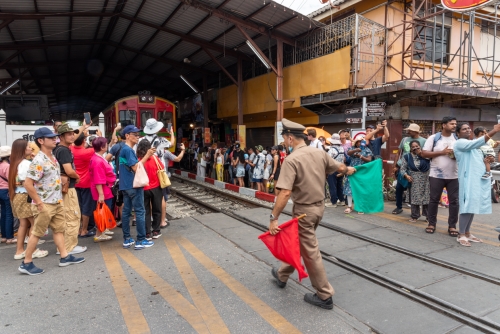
{"left": 0, "top": 0, "right": 321, "bottom": 119}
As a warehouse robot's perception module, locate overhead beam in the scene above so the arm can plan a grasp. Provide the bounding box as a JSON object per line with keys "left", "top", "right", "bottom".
{"left": 0, "top": 12, "right": 114, "bottom": 19}
{"left": 236, "top": 25, "right": 277, "bottom": 74}
{"left": 119, "top": 13, "right": 241, "bottom": 58}
{"left": 0, "top": 19, "right": 13, "bottom": 31}
{"left": 203, "top": 47, "right": 237, "bottom": 86}
{"left": 179, "top": 0, "right": 295, "bottom": 46}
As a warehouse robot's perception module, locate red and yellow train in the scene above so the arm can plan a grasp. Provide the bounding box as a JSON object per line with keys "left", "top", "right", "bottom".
{"left": 100, "top": 92, "right": 176, "bottom": 152}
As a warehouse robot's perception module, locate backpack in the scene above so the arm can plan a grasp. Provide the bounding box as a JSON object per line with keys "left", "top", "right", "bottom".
{"left": 432, "top": 132, "right": 458, "bottom": 151}
{"left": 113, "top": 142, "right": 126, "bottom": 175}
{"left": 330, "top": 146, "right": 345, "bottom": 164}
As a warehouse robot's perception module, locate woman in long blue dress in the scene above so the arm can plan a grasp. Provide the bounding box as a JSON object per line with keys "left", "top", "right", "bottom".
{"left": 344, "top": 137, "right": 372, "bottom": 214}
{"left": 453, "top": 122, "right": 500, "bottom": 247}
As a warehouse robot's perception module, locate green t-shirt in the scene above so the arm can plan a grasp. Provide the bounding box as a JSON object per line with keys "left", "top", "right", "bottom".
{"left": 397, "top": 136, "right": 427, "bottom": 166}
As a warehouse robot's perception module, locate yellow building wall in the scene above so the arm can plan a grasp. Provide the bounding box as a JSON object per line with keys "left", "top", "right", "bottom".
{"left": 218, "top": 46, "right": 351, "bottom": 120}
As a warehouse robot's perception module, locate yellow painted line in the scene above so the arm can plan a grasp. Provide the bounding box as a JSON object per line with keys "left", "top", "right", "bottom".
{"left": 100, "top": 244, "right": 151, "bottom": 334}
{"left": 115, "top": 249, "right": 210, "bottom": 334}
{"left": 164, "top": 237, "right": 230, "bottom": 334}
{"left": 176, "top": 235, "right": 302, "bottom": 334}
{"left": 375, "top": 212, "right": 499, "bottom": 247}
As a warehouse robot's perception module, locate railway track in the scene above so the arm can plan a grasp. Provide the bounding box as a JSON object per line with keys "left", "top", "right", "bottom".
{"left": 170, "top": 176, "right": 500, "bottom": 333}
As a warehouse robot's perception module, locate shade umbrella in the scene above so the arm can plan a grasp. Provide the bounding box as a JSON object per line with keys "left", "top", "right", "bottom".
{"left": 304, "top": 127, "right": 332, "bottom": 143}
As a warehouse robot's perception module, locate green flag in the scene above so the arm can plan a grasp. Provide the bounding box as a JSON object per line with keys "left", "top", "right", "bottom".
{"left": 348, "top": 159, "right": 384, "bottom": 213}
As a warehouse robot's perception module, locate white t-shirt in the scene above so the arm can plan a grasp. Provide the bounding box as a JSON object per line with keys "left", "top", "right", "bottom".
{"left": 423, "top": 133, "right": 458, "bottom": 179}
{"left": 309, "top": 138, "right": 324, "bottom": 150}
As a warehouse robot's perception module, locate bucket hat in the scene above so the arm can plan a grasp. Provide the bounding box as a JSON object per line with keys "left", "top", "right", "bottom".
{"left": 143, "top": 118, "right": 164, "bottom": 135}
{"left": 404, "top": 123, "right": 421, "bottom": 133}
{"left": 57, "top": 123, "right": 79, "bottom": 135}
{"left": 329, "top": 133, "right": 341, "bottom": 145}
{"left": 0, "top": 146, "right": 11, "bottom": 158}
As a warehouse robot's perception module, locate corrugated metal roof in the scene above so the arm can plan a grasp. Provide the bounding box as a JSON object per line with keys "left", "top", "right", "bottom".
{"left": 0, "top": 0, "right": 322, "bottom": 116}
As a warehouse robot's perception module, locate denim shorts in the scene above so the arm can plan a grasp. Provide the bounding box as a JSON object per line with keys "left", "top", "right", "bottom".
{"left": 236, "top": 166, "right": 245, "bottom": 178}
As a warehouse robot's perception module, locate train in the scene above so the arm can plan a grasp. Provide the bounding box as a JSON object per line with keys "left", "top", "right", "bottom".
{"left": 97, "top": 92, "right": 177, "bottom": 154}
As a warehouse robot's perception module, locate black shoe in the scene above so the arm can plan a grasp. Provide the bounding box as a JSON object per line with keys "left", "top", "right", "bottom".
{"left": 271, "top": 267, "right": 286, "bottom": 288}
{"left": 304, "top": 293, "right": 333, "bottom": 310}
{"left": 392, "top": 208, "right": 403, "bottom": 215}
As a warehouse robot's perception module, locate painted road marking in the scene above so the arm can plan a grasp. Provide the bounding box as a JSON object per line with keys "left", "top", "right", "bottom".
{"left": 176, "top": 235, "right": 302, "bottom": 334}
{"left": 100, "top": 244, "right": 151, "bottom": 334}
{"left": 164, "top": 237, "right": 230, "bottom": 334}
{"left": 115, "top": 248, "right": 211, "bottom": 334}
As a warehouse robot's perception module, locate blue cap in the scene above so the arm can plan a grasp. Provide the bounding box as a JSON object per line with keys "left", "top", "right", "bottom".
{"left": 34, "top": 127, "right": 59, "bottom": 139}
{"left": 121, "top": 125, "right": 142, "bottom": 136}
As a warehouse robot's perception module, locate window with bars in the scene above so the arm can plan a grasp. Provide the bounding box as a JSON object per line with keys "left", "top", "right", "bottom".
{"left": 413, "top": 25, "right": 450, "bottom": 65}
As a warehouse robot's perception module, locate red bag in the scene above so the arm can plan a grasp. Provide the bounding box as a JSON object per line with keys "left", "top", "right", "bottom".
{"left": 258, "top": 218, "right": 308, "bottom": 281}
{"left": 93, "top": 203, "right": 117, "bottom": 232}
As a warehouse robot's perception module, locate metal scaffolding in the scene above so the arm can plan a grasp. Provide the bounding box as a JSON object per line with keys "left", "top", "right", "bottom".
{"left": 386, "top": 0, "right": 500, "bottom": 90}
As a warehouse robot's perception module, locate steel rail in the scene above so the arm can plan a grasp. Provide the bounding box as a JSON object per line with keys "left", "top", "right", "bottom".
{"left": 171, "top": 184, "right": 500, "bottom": 334}
{"left": 172, "top": 175, "right": 500, "bottom": 287}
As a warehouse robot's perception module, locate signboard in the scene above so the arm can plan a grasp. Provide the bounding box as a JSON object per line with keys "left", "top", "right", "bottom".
{"left": 442, "top": 0, "right": 497, "bottom": 11}
{"left": 346, "top": 118, "right": 362, "bottom": 123}
{"left": 238, "top": 125, "right": 246, "bottom": 150}
{"left": 275, "top": 121, "right": 284, "bottom": 146}
{"left": 350, "top": 129, "right": 366, "bottom": 141}
{"left": 366, "top": 102, "right": 386, "bottom": 117}
{"left": 345, "top": 108, "right": 360, "bottom": 114}
{"left": 204, "top": 127, "right": 211, "bottom": 144}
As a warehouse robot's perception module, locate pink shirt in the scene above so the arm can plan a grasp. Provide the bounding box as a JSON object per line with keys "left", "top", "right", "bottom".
{"left": 89, "top": 154, "right": 116, "bottom": 200}
{"left": 0, "top": 161, "right": 9, "bottom": 189}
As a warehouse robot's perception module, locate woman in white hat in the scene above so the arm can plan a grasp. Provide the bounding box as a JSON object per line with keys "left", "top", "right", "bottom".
{"left": 0, "top": 146, "right": 15, "bottom": 244}
{"left": 8, "top": 139, "right": 48, "bottom": 259}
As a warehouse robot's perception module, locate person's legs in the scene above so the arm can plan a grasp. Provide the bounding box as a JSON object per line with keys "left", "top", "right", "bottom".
{"left": 63, "top": 188, "right": 81, "bottom": 252}
{"left": 446, "top": 179, "right": 460, "bottom": 229}
{"left": 143, "top": 189, "right": 152, "bottom": 236}
{"left": 422, "top": 205, "right": 428, "bottom": 218}
{"left": 458, "top": 213, "right": 474, "bottom": 234}
{"left": 346, "top": 196, "right": 353, "bottom": 208}
{"left": 326, "top": 174, "right": 337, "bottom": 205}
{"left": 410, "top": 205, "right": 420, "bottom": 219}
{"left": 131, "top": 188, "right": 146, "bottom": 242}
{"left": 427, "top": 177, "right": 445, "bottom": 227}
{"left": 0, "top": 189, "right": 14, "bottom": 239}
{"left": 161, "top": 196, "right": 167, "bottom": 226}
{"left": 15, "top": 217, "right": 31, "bottom": 255}
{"left": 121, "top": 190, "right": 133, "bottom": 240}
{"left": 151, "top": 187, "right": 163, "bottom": 233}
{"left": 394, "top": 179, "right": 406, "bottom": 212}
{"left": 336, "top": 173, "right": 345, "bottom": 204}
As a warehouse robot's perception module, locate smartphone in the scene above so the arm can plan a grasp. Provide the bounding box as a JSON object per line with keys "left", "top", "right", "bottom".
{"left": 167, "top": 123, "right": 172, "bottom": 132}
{"left": 153, "top": 141, "right": 160, "bottom": 148}
{"left": 497, "top": 115, "right": 500, "bottom": 124}
{"left": 84, "top": 112, "right": 91, "bottom": 125}
{"left": 89, "top": 129, "right": 97, "bottom": 135}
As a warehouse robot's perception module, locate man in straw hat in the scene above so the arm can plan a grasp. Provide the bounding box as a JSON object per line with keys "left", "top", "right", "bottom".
{"left": 268, "top": 118, "right": 356, "bottom": 309}
{"left": 392, "top": 123, "right": 427, "bottom": 215}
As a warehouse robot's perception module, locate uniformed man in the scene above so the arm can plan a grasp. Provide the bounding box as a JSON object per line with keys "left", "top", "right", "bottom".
{"left": 269, "top": 118, "right": 356, "bottom": 310}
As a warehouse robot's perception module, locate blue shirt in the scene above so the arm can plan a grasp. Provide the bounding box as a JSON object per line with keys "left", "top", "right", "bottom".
{"left": 367, "top": 137, "right": 383, "bottom": 157}
{"left": 118, "top": 145, "right": 138, "bottom": 191}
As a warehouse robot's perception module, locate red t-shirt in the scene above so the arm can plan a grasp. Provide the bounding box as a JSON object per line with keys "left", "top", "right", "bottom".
{"left": 143, "top": 156, "right": 165, "bottom": 191}
{"left": 70, "top": 145, "right": 95, "bottom": 188}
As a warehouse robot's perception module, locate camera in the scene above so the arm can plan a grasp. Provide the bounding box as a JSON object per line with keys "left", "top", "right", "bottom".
{"left": 89, "top": 130, "right": 97, "bottom": 135}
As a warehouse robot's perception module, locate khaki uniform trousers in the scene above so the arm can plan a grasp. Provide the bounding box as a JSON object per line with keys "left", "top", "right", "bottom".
{"left": 277, "top": 201, "right": 334, "bottom": 300}
{"left": 62, "top": 188, "right": 81, "bottom": 252}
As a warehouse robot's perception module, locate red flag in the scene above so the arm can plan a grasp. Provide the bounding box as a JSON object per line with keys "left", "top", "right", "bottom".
{"left": 258, "top": 218, "right": 308, "bottom": 281}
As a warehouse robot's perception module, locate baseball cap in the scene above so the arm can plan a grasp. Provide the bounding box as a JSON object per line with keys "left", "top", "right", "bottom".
{"left": 366, "top": 125, "right": 375, "bottom": 130}
{"left": 235, "top": 143, "right": 241, "bottom": 149}
{"left": 34, "top": 127, "right": 59, "bottom": 139}
{"left": 57, "top": 123, "right": 80, "bottom": 135}
{"left": 121, "top": 124, "right": 142, "bottom": 136}
{"left": 255, "top": 145, "right": 263, "bottom": 152}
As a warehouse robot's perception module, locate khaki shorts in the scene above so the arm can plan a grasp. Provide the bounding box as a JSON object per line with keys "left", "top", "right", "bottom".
{"left": 31, "top": 203, "right": 66, "bottom": 237}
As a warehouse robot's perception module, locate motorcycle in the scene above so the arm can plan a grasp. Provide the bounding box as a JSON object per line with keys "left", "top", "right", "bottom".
{"left": 491, "top": 162, "right": 500, "bottom": 203}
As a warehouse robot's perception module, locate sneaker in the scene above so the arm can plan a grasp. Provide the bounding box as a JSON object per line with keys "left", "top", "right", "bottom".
{"left": 333, "top": 204, "right": 338, "bottom": 208}
{"left": 104, "top": 229, "right": 114, "bottom": 236}
{"left": 152, "top": 231, "right": 162, "bottom": 239}
{"left": 123, "top": 238, "right": 135, "bottom": 249}
{"left": 18, "top": 261, "right": 44, "bottom": 275}
{"left": 304, "top": 293, "right": 333, "bottom": 310}
{"left": 325, "top": 202, "right": 333, "bottom": 208}
{"left": 59, "top": 254, "right": 85, "bottom": 267}
{"left": 145, "top": 234, "right": 152, "bottom": 241}
{"left": 482, "top": 172, "right": 491, "bottom": 179}
{"left": 134, "top": 239, "right": 154, "bottom": 250}
{"left": 94, "top": 234, "right": 112, "bottom": 243}
{"left": 56, "top": 245, "right": 87, "bottom": 255}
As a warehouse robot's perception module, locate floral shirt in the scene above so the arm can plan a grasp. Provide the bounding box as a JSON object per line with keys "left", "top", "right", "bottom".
{"left": 252, "top": 153, "right": 266, "bottom": 180}
{"left": 27, "top": 151, "right": 63, "bottom": 204}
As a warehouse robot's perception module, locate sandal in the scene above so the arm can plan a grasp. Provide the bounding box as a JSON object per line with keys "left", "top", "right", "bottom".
{"left": 344, "top": 207, "right": 352, "bottom": 214}
{"left": 32, "top": 248, "right": 49, "bottom": 258}
{"left": 0, "top": 238, "right": 7, "bottom": 243}
{"left": 392, "top": 208, "right": 403, "bottom": 215}
{"left": 409, "top": 218, "right": 418, "bottom": 223}
{"left": 425, "top": 225, "right": 435, "bottom": 234}
{"left": 448, "top": 228, "right": 459, "bottom": 237}
{"left": 466, "top": 234, "right": 482, "bottom": 243}
{"left": 457, "top": 236, "right": 471, "bottom": 247}
{"left": 6, "top": 238, "right": 17, "bottom": 244}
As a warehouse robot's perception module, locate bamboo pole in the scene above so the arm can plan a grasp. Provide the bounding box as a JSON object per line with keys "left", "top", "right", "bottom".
{"left": 296, "top": 214, "right": 307, "bottom": 220}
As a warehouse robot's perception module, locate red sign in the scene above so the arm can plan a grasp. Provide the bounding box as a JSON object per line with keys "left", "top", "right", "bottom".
{"left": 441, "top": 0, "right": 496, "bottom": 11}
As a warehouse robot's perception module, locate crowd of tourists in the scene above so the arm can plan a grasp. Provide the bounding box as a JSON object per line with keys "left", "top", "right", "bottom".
{"left": 1, "top": 116, "right": 499, "bottom": 275}
{"left": 0, "top": 118, "right": 181, "bottom": 275}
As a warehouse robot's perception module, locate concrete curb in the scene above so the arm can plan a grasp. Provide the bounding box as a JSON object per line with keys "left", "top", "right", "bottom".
{"left": 172, "top": 169, "right": 276, "bottom": 203}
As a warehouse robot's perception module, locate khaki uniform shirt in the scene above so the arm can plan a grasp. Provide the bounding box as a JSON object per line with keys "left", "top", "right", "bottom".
{"left": 276, "top": 143, "right": 341, "bottom": 204}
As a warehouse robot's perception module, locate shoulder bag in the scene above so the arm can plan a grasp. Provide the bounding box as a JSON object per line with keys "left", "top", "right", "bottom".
{"left": 53, "top": 146, "right": 70, "bottom": 194}
{"left": 154, "top": 156, "right": 170, "bottom": 188}
{"left": 133, "top": 162, "right": 149, "bottom": 188}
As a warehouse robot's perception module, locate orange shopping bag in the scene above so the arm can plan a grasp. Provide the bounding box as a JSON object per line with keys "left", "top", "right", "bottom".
{"left": 93, "top": 203, "right": 116, "bottom": 232}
